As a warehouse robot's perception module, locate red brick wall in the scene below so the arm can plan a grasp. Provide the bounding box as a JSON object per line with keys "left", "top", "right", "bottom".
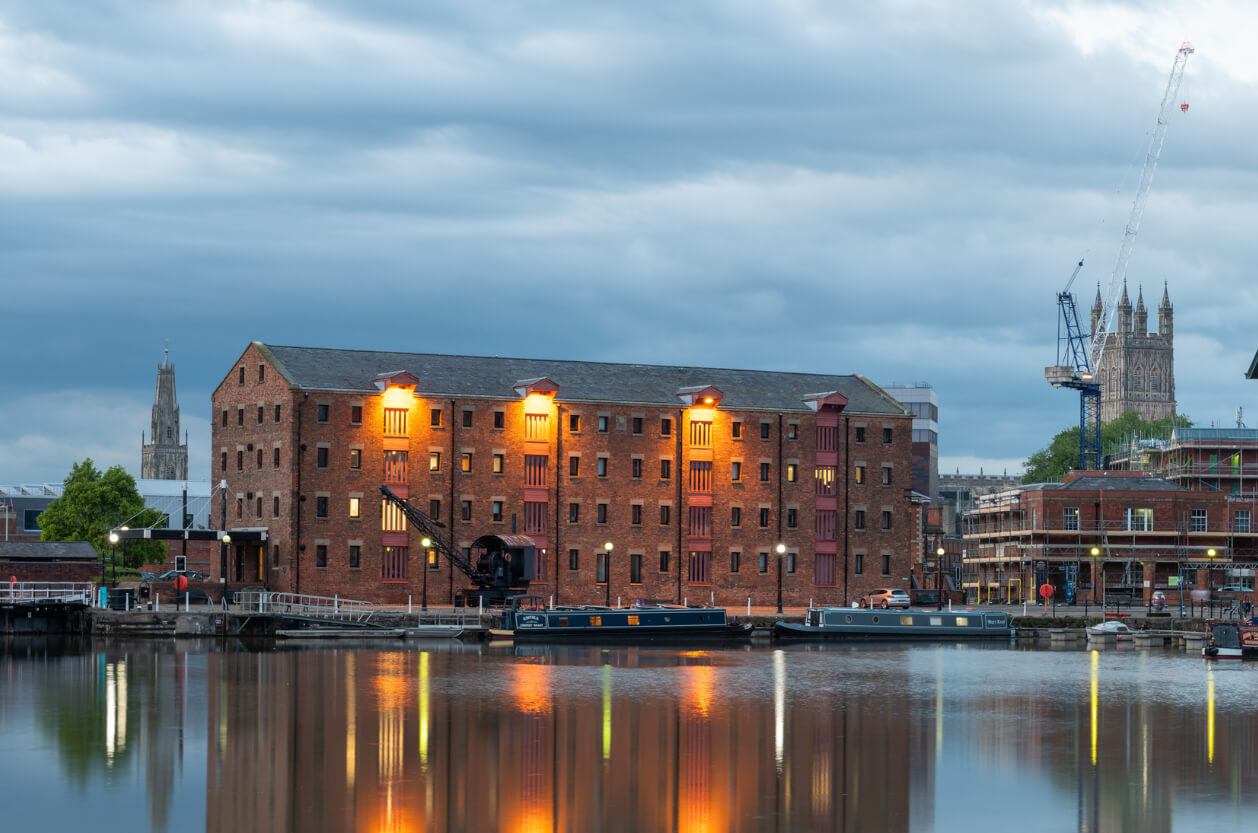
{"left": 0, "top": 561, "right": 99, "bottom": 584}
{"left": 214, "top": 346, "right": 914, "bottom": 607}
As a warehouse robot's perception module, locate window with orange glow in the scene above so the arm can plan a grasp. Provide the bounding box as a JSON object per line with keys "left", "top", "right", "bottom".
{"left": 525, "top": 413, "right": 547, "bottom": 441}
{"left": 816, "top": 466, "right": 836, "bottom": 495}
{"left": 689, "top": 419, "right": 711, "bottom": 448}
{"left": 383, "top": 408, "right": 407, "bottom": 436}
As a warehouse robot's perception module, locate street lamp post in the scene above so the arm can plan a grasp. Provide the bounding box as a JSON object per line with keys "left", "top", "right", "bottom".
{"left": 1090, "top": 546, "right": 1101, "bottom": 611}
{"left": 108, "top": 530, "right": 119, "bottom": 590}
{"left": 776, "top": 543, "right": 786, "bottom": 614}
{"left": 935, "top": 547, "right": 946, "bottom": 611}
{"left": 1207, "top": 548, "right": 1217, "bottom": 617}
{"left": 604, "top": 542, "right": 614, "bottom": 607}
{"left": 421, "top": 537, "right": 432, "bottom": 611}
{"left": 108, "top": 530, "right": 120, "bottom": 585}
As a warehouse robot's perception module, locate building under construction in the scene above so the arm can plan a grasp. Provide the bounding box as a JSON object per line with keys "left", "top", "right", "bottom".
{"left": 961, "top": 470, "right": 1256, "bottom": 605}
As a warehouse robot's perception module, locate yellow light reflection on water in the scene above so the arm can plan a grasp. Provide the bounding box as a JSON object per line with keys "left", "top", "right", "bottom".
{"left": 773, "top": 650, "right": 785, "bottom": 773}
{"left": 1207, "top": 667, "right": 1215, "bottom": 765}
{"left": 105, "top": 659, "right": 127, "bottom": 764}
{"left": 1090, "top": 650, "right": 1099, "bottom": 766}
{"left": 346, "top": 654, "right": 357, "bottom": 791}
{"left": 602, "top": 664, "right": 612, "bottom": 760}
{"left": 419, "top": 652, "right": 430, "bottom": 771}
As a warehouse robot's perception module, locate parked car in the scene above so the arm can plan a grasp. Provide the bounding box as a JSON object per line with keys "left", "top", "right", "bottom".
{"left": 1215, "top": 585, "right": 1253, "bottom": 594}
{"left": 865, "top": 588, "right": 911, "bottom": 609}
{"left": 152, "top": 569, "right": 208, "bottom": 582}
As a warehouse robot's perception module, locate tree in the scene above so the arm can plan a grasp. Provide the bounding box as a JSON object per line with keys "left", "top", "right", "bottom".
{"left": 1022, "top": 411, "right": 1192, "bottom": 484}
{"left": 38, "top": 459, "right": 167, "bottom": 570}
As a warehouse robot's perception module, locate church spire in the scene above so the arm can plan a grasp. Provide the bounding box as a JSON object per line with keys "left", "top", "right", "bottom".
{"left": 141, "top": 344, "right": 188, "bottom": 480}
{"left": 1117, "top": 279, "right": 1132, "bottom": 334}
{"left": 1134, "top": 285, "right": 1148, "bottom": 335}
{"left": 1091, "top": 284, "right": 1103, "bottom": 333}
{"left": 1158, "top": 280, "right": 1173, "bottom": 339}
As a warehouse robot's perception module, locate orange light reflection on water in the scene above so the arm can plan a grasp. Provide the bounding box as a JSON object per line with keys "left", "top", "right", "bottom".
{"left": 512, "top": 662, "right": 552, "bottom": 715}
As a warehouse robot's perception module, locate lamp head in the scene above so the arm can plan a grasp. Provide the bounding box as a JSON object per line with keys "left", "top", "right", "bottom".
{"left": 604, "top": 542, "right": 613, "bottom": 553}
{"left": 775, "top": 543, "right": 786, "bottom": 555}
{"left": 108, "top": 531, "right": 119, "bottom": 544}
{"left": 421, "top": 537, "right": 432, "bottom": 548}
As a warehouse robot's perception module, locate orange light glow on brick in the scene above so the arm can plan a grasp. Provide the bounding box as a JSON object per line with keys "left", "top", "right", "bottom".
{"left": 381, "top": 386, "right": 412, "bottom": 409}
{"left": 522, "top": 393, "right": 553, "bottom": 416}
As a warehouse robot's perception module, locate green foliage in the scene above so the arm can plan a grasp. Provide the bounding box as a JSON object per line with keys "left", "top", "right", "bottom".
{"left": 38, "top": 459, "right": 167, "bottom": 568}
{"left": 1022, "top": 411, "right": 1192, "bottom": 484}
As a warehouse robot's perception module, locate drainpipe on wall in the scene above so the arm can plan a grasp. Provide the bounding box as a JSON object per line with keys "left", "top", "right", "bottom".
{"left": 842, "top": 415, "right": 850, "bottom": 607}
{"left": 676, "top": 408, "right": 684, "bottom": 603}
{"left": 555, "top": 404, "right": 563, "bottom": 604}
{"left": 295, "top": 391, "right": 306, "bottom": 595}
{"left": 449, "top": 398, "right": 457, "bottom": 605}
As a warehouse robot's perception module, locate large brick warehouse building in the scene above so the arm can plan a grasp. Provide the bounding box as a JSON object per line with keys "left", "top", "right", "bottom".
{"left": 211, "top": 343, "right": 914, "bottom": 607}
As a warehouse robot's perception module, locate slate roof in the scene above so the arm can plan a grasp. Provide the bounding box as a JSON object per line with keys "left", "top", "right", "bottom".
{"left": 0, "top": 541, "right": 98, "bottom": 561}
{"left": 255, "top": 343, "right": 910, "bottom": 416}
{"left": 1020, "top": 476, "right": 1185, "bottom": 493}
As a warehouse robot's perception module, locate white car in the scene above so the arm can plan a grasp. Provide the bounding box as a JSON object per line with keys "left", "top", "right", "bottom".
{"left": 865, "top": 588, "right": 911, "bottom": 609}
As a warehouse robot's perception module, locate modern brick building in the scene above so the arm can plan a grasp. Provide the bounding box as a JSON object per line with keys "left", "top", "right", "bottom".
{"left": 962, "top": 471, "right": 1258, "bottom": 604}
{"left": 211, "top": 343, "right": 914, "bottom": 607}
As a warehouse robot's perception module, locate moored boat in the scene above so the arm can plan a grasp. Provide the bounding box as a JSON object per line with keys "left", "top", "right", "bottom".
{"left": 496, "top": 595, "right": 752, "bottom": 643}
{"left": 774, "top": 606, "right": 1012, "bottom": 641}
{"left": 1202, "top": 621, "right": 1258, "bottom": 660}
{"left": 1086, "top": 620, "right": 1135, "bottom": 641}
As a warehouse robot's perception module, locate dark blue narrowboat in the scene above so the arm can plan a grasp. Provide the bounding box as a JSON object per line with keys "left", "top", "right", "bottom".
{"left": 774, "top": 607, "right": 1012, "bottom": 641}
{"left": 496, "top": 596, "right": 753, "bottom": 643}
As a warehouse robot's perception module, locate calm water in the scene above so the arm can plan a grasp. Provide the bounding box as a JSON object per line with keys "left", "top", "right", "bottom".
{"left": 1, "top": 637, "right": 1255, "bottom": 833}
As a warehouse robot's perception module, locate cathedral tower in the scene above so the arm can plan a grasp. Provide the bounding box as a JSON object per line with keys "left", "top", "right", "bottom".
{"left": 141, "top": 348, "right": 188, "bottom": 480}
{"left": 1096, "top": 282, "right": 1176, "bottom": 423}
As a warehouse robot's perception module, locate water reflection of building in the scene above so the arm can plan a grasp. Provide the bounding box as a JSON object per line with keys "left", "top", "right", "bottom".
{"left": 199, "top": 645, "right": 1258, "bottom": 833}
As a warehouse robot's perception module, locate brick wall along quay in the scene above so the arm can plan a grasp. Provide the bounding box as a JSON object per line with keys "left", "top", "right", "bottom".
{"left": 211, "top": 343, "right": 914, "bottom": 607}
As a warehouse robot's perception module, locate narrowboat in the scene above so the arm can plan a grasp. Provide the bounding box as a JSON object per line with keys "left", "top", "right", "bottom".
{"left": 496, "top": 596, "right": 753, "bottom": 643}
{"left": 1202, "top": 621, "right": 1258, "bottom": 660}
{"left": 774, "top": 606, "right": 1012, "bottom": 641}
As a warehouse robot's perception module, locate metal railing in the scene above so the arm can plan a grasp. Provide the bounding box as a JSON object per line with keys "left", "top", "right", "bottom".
{"left": 0, "top": 582, "right": 96, "bottom": 605}
{"left": 231, "top": 590, "right": 375, "bottom": 623}
{"left": 413, "top": 611, "right": 482, "bottom": 628}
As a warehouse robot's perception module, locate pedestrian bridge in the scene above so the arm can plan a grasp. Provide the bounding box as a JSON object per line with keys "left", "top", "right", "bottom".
{"left": 0, "top": 582, "right": 95, "bottom": 606}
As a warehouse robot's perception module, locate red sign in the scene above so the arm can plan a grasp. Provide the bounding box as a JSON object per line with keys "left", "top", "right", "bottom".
{"left": 1039, "top": 583, "right": 1054, "bottom": 599}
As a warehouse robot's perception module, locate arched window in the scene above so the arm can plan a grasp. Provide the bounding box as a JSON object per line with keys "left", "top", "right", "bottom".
{"left": 1134, "top": 368, "right": 1145, "bottom": 391}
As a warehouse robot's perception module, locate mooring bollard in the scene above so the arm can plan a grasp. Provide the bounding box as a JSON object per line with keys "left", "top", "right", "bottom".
{"left": 747, "top": 597, "right": 751, "bottom": 616}
{"left": 478, "top": 596, "right": 483, "bottom": 617}
{"left": 408, "top": 595, "right": 412, "bottom": 614}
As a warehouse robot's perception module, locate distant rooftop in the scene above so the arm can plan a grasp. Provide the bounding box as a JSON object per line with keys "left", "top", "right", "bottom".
{"left": 0, "top": 485, "right": 62, "bottom": 497}
{"left": 1170, "top": 427, "right": 1258, "bottom": 444}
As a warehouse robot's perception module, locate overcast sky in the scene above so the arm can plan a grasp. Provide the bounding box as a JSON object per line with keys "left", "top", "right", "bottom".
{"left": 3, "top": 0, "right": 1256, "bottom": 486}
